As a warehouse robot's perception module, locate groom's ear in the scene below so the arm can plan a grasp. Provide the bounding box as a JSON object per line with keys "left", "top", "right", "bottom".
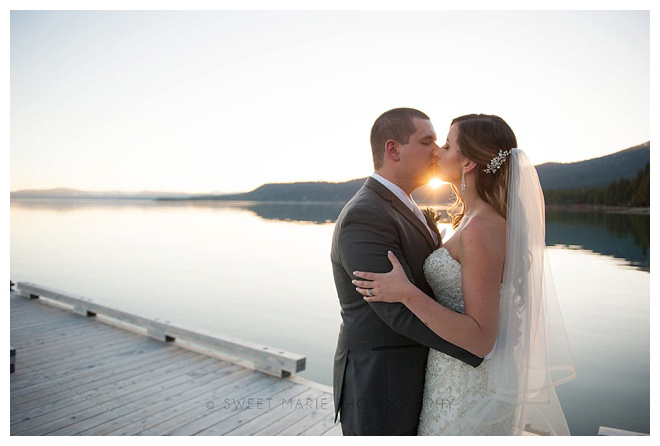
{"left": 384, "top": 139, "right": 401, "bottom": 161}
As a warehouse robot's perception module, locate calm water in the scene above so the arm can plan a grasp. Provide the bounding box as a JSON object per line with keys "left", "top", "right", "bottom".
{"left": 9, "top": 199, "right": 650, "bottom": 435}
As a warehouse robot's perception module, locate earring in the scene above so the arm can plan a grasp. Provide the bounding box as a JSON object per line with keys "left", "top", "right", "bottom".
{"left": 461, "top": 171, "right": 466, "bottom": 195}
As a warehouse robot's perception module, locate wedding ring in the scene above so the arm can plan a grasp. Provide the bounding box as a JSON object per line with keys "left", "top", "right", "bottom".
{"left": 367, "top": 289, "right": 373, "bottom": 297}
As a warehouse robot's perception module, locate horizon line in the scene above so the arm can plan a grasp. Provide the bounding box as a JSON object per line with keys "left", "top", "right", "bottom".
{"left": 9, "top": 140, "right": 650, "bottom": 195}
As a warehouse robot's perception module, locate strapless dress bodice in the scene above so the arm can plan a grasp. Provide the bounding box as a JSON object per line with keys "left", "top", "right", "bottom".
{"left": 424, "top": 247, "right": 464, "bottom": 313}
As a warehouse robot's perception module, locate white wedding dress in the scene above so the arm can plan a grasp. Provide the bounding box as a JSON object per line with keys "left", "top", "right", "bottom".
{"left": 417, "top": 149, "right": 575, "bottom": 436}
{"left": 417, "top": 247, "right": 515, "bottom": 435}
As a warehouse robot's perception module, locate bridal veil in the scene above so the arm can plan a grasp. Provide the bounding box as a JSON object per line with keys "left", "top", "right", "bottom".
{"left": 460, "top": 148, "right": 577, "bottom": 435}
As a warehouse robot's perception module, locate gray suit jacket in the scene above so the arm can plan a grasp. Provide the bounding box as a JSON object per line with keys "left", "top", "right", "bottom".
{"left": 331, "top": 177, "right": 483, "bottom": 435}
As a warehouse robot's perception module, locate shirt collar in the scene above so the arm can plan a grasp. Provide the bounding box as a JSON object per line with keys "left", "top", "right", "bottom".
{"left": 371, "top": 172, "right": 417, "bottom": 213}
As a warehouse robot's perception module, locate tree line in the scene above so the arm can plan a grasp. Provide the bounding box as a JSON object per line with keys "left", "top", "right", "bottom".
{"left": 543, "top": 162, "right": 649, "bottom": 207}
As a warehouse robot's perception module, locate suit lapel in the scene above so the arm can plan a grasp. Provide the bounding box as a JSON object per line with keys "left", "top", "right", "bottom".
{"left": 365, "top": 177, "right": 438, "bottom": 250}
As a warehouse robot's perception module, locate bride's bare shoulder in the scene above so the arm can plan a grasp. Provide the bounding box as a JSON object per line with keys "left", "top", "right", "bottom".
{"left": 459, "top": 210, "right": 506, "bottom": 251}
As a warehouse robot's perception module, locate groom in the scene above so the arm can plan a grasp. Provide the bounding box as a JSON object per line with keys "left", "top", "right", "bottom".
{"left": 331, "top": 108, "right": 483, "bottom": 435}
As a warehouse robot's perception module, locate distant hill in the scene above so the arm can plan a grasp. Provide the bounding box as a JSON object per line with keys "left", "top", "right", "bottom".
{"left": 12, "top": 142, "right": 649, "bottom": 203}
{"left": 186, "top": 178, "right": 369, "bottom": 203}
{"left": 177, "top": 142, "right": 649, "bottom": 204}
{"left": 535, "top": 142, "right": 649, "bottom": 190}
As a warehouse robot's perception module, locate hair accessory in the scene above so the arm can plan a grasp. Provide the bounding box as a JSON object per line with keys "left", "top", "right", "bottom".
{"left": 483, "top": 149, "right": 514, "bottom": 174}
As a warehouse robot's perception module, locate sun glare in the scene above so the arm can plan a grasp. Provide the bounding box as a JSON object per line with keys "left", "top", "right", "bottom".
{"left": 429, "top": 178, "right": 443, "bottom": 189}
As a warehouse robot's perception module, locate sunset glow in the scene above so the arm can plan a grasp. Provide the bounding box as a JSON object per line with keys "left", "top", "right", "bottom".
{"left": 8, "top": 10, "right": 649, "bottom": 194}
{"left": 429, "top": 178, "right": 444, "bottom": 189}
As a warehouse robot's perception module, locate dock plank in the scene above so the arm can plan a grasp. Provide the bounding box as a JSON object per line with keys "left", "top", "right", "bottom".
{"left": 136, "top": 372, "right": 272, "bottom": 435}
{"left": 78, "top": 362, "right": 242, "bottom": 435}
{"left": 11, "top": 337, "right": 167, "bottom": 388}
{"left": 11, "top": 345, "right": 188, "bottom": 414}
{"left": 300, "top": 412, "right": 339, "bottom": 436}
{"left": 10, "top": 290, "right": 340, "bottom": 436}
{"left": 45, "top": 357, "right": 222, "bottom": 435}
{"left": 11, "top": 341, "right": 179, "bottom": 399}
{"left": 154, "top": 374, "right": 282, "bottom": 435}
{"left": 106, "top": 367, "right": 255, "bottom": 435}
{"left": 322, "top": 423, "right": 343, "bottom": 436}
{"left": 251, "top": 388, "right": 326, "bottom": 436}
{"left": 207, "top": 383, "right": 311, "bottom": 435}
{"left": 12, "top": 351, "right": 213, "bottom": 435}
{"left": 11, "top": 340, "right": 171, "bottom": 395}
{"left": 179, "top": 379, "right": 300, "bottom": 435}
{"left": 277, "top": 400, "right": 336, "bottom": 436}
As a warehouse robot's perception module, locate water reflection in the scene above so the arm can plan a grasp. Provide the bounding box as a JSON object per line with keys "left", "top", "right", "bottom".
{"left": 10, "top": 199, "right": 346, "bottom": 223}
{"left": 10, "top": 198, "right": 176, "bottom": 212}
{"left": 11, "top": 199, "right": 650, "bottom": 271}
{"left": 243, "top": 202, "right": 345, "bottom": 224}
{"left": 545, "top": 209, "right": 649, "bottom": 271}
{"left": 241, "top": 204, "right": 651, "bottom": 272}
{"left": 240, "top": 203, "right": 651, "bottom": 272}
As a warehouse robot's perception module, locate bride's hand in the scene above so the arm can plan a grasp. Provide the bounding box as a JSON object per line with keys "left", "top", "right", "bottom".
{"left": 353, "top": 251, "right": 414, "bottom": 304}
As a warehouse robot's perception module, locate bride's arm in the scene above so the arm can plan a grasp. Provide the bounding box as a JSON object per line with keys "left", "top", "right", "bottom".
{"left": 355, "top": 218, "right": 505, "bottom": 358}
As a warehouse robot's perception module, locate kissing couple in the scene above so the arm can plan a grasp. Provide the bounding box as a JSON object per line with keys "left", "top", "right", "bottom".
{"left": 330, "top": 108, "right": 576, "bottom": 435}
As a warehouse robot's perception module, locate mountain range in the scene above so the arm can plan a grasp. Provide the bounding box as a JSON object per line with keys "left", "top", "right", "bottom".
{"left": 535, "top": 141, "right": 649, "bottom": 190}
{"left": 11, "top": 142, "right": 649, "bottom": 204}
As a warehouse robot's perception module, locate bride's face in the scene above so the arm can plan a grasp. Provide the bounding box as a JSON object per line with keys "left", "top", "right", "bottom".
{"left": 437, "top": 124, "right": 469, "bottom": 184}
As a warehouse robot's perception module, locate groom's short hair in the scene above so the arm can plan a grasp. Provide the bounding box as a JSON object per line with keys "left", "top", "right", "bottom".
{"left": 370, "top": 108, "right": 430, "bottom": 169}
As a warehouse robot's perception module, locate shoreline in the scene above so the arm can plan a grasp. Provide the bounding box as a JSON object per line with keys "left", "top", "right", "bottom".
{"left": 545, "top": 204, "right": 650, "bottom": 215}
{"left": 11, "top": 197, "right": 650, "bottom": 214}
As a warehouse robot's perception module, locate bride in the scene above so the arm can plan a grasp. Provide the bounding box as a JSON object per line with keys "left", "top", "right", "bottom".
{"left": 353, "top": 114, "right": 576, "bottom": 435}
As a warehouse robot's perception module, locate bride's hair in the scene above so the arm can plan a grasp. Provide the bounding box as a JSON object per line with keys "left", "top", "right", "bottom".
{"left": 448, "top": 114, "right": 518, "bottom": 229}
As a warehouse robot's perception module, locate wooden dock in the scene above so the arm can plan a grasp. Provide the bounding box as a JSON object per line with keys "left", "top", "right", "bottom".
{"left": 10, "top": 283, "right": 341, "bottom": 436}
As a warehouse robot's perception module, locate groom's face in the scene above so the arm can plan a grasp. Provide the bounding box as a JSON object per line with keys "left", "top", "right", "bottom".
{"left": 399, "top": 118, "right": 439, "bottom": 186}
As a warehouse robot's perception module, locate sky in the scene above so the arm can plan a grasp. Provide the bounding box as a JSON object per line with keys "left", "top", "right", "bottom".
{"left": 7, "top": 4, "right": 651, "bottom": 194}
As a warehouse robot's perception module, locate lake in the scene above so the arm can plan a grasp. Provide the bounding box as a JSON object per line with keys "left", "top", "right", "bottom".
{"left": 9, "top": 199, "right": 650, "bottom": 436}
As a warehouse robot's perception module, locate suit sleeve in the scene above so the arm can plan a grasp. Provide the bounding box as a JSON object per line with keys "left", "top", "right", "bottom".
{"left": 337, "top": 204, "right": 482, "bottom": 363}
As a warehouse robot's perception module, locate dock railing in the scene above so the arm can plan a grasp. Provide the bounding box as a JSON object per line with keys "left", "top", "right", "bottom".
{"left": 15, "top": 282, "right": 306, "bottom": 378}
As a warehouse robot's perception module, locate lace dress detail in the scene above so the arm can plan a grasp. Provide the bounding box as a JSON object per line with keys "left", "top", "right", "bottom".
{"left": 417, "top": 247, "right": 514, "bottom": 435}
